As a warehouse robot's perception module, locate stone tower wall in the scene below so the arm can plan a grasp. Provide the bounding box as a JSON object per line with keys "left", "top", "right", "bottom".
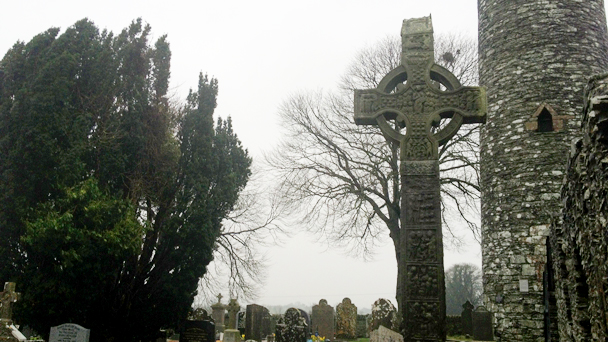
{"left": 478, "top": 0, "right": 608, "bottom": 340}
{"left": 549, "top": 74, "right": 608, "bottom": 342}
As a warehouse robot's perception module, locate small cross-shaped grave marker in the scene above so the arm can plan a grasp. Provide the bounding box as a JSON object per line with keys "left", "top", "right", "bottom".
{"left": 0, "top": 282, "right": 20, "bottom": 323}
{"left": 354, "top": 16, "right": 486, "bottom": 342}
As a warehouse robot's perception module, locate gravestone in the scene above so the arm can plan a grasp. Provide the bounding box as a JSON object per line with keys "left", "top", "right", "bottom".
{"left": 369, "top": 326, "right": 404, "bottom": 342}
{"left": 297, "top": 309, "right": 310, "bottom": 336}
{"left": 369, "top": 299, "right": 398, "bottom": 333}
{"left": 472, "top": 306, "right": 493, "bottom": 341}
{"left": 211, "top": 294, "right": 226, "bottom": 334}
{"left": 245, "top": 304, "right": 271, "bottom": 341}
{"left": 356, "top": 314, "right": 368, "bottom": 338}
{"left": 335, "top": 298, "right": 357, "bottom": 339}
{"left": 311, "top": 299, "right": 334, "bottom": 340}
{"left": 275, "top": 308, "right": 307, "bottom": 342}
{"left": 0, "top": 282, "right": 21, "bottom": 342}
{"left": 49, "top": 323, "right": 90, "bottom": 342}
{"left": 0, "top": 282, "right": 20, "bottom": 323}
{"left": 223, "top": 299, "right": 241, "bottom": 342}
{"left": 353, "top": 16, "right": 486, "bottom": 342}
{"left": 461, "top": 300, "right": 474, "bottom": 337}
{"left": 180, "top": 320, "right": 215, "bottom": 342}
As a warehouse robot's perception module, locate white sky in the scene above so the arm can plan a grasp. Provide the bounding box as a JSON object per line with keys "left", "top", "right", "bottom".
{"left": 5, "top": 0, "right": 596, "bottom": 311}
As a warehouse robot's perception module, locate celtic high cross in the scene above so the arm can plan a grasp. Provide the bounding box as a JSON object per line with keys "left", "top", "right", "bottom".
{"left": 354, "top": 17, "right": 486, "bottom": 341}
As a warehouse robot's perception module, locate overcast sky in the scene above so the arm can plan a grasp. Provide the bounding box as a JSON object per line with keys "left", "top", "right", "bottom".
{"left": 4, "top": 0, "right": 598, "bottom": 312}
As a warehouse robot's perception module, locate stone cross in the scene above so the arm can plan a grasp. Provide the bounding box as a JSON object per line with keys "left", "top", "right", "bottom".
{"left": 0, "top": 282, "right": 20, "bottom": 323}
{"left": 353, "top": 16, "right": 486, "bottom": 342}
{"left": 217, "top": 293, "right": 223, "bottom": 304}
{"left": 226, "top": 298, "right": 240, "bottom": 330}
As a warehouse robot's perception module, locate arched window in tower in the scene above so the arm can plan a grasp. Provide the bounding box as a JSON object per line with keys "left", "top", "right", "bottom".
{"left": 525, "top": 103, "right": 564, "bottom": 132}
{"left": 537, "top": 108, "right": 554, "bottom": 132}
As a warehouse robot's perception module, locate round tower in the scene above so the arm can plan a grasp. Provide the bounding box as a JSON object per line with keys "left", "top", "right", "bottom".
{"left": 478, "top": 0, "right": 608, "bottom": 340}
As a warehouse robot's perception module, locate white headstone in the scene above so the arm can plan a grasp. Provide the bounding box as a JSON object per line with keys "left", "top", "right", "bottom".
{"left": 49, "top": 323, "right": 90, "bottom": 342}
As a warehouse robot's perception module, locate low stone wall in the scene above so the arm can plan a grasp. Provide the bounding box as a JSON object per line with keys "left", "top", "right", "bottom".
{"left": 549, "top": 74, "right": 608, "bottom": 341}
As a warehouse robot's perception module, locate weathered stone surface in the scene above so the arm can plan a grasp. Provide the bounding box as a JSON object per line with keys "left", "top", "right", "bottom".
{"left": 548, "top": 74, "right": 608, "bottom": 341}
{"left": 275, "top": 308, "right": 307, "bottom": 342}
{"left": 354, "top": 16, "right": 485, "bottom": 342}
{"left": 369, "top": 326, "right": 403, "bottom": 342}
{"left": 49, "top": 324, "right": 90, "bottom": 342}
{"left": 0, "top": 283, "right": 19, "bottom": 323}
{"left": 245, "top": 304, "right": 271, "bottom": 342}
{"left": 478, "top": 0, "right": 608, "bottom": 340}
{"left": 311, "top": 299, "right": 334, "bottom": 340}
{"left": 335, "top": 298, "right": 357, "bottom": 339}
{"left": 369, "top": 299, "right": 398, "bottom": 333}
{"left": 226, "top": 299, "right": 240, "bottom": 330}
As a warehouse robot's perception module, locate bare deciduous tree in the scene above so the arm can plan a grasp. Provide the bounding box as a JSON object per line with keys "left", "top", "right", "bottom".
{"left": 195, "top": 164, "right": 288, "bottom": 307}
{"left": 266, "top": 33, "right": 480, "bottom": 311}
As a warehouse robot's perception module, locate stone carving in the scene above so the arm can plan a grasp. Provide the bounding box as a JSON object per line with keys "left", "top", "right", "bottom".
{"left": 336, "top": 298, "right": 357, "bottom": 339}
{"left": 353, "top": 16, "right": 486, "bottom": 342}
{"left": 311, "top": 299, "right": 334, "bottom": 340}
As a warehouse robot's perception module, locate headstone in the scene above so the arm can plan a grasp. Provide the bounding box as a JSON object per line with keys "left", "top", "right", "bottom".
{"left": 311, "top": 299, "right": 334, "bottom": 340}
{"left": 461, "top": 300, "right": 474, "bottom": 336}
{"left": 472, "top": 306, "right": 493, "bottom": 341}
{"left": 223, "top": 299, "right": 241, "bottom": 342}
{"left": 180, "top": 320, "right": 215, "bottom": 342}
{"left": 275, "top": 308, "right": 307, "bottom": 342}
{"left": 245, "top": 304, "right": 271, "bottom": 342}
{"left": 369, "top": 299, "right": 398, "bottom": 333}
{"left": 0, "top": 282, "right": 20, "bottom": 323}
{"left": 356, "top": 314, "right": 368, "bottom": 338}
{"left": 49, "top": 323, "right": 90, "bottom": 342}
{"left": 211, "top": 294, "right": 227, "bottom": 334}
{"left": 353, "top": 16, "right": 486, "bottom": 342}
{"left": 369, "top": 326, "right": 403, "bottom": 342}
{"left": 297, "top": 309, "right": 310, "bottom": 336}
{"left": 335, "top": 298, "right": 357, "bottom": 339}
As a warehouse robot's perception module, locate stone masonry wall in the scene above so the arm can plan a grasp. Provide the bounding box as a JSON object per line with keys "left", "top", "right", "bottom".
{"left": 478, "top": 0, "right": 608, "bottom": 341}
{"left": 550, "top": 74, "right": 608, "bottom": 342}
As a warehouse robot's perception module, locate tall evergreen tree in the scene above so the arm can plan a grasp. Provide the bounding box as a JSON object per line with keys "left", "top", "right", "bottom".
{"left": 0, "top": 19, "right": 251, "bottom": 341}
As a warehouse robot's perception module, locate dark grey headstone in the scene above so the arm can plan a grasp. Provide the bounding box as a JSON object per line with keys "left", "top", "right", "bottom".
{"left": 472, "top": 306, "right": 493, "bottom": 341}
{"left": 311, "top": 299, "right": 334, "bottom": 340}
{"left": 461, "top": 300, "right": 474, "bottom": 336}
{"left": 49, "top": 323, "right": 90, "bottom": 342}
{"left": 245, "top": 304, "right": 271, "bottom": 342}
{"left": 180, "top": 320, "right": 215, "bottom": 342}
